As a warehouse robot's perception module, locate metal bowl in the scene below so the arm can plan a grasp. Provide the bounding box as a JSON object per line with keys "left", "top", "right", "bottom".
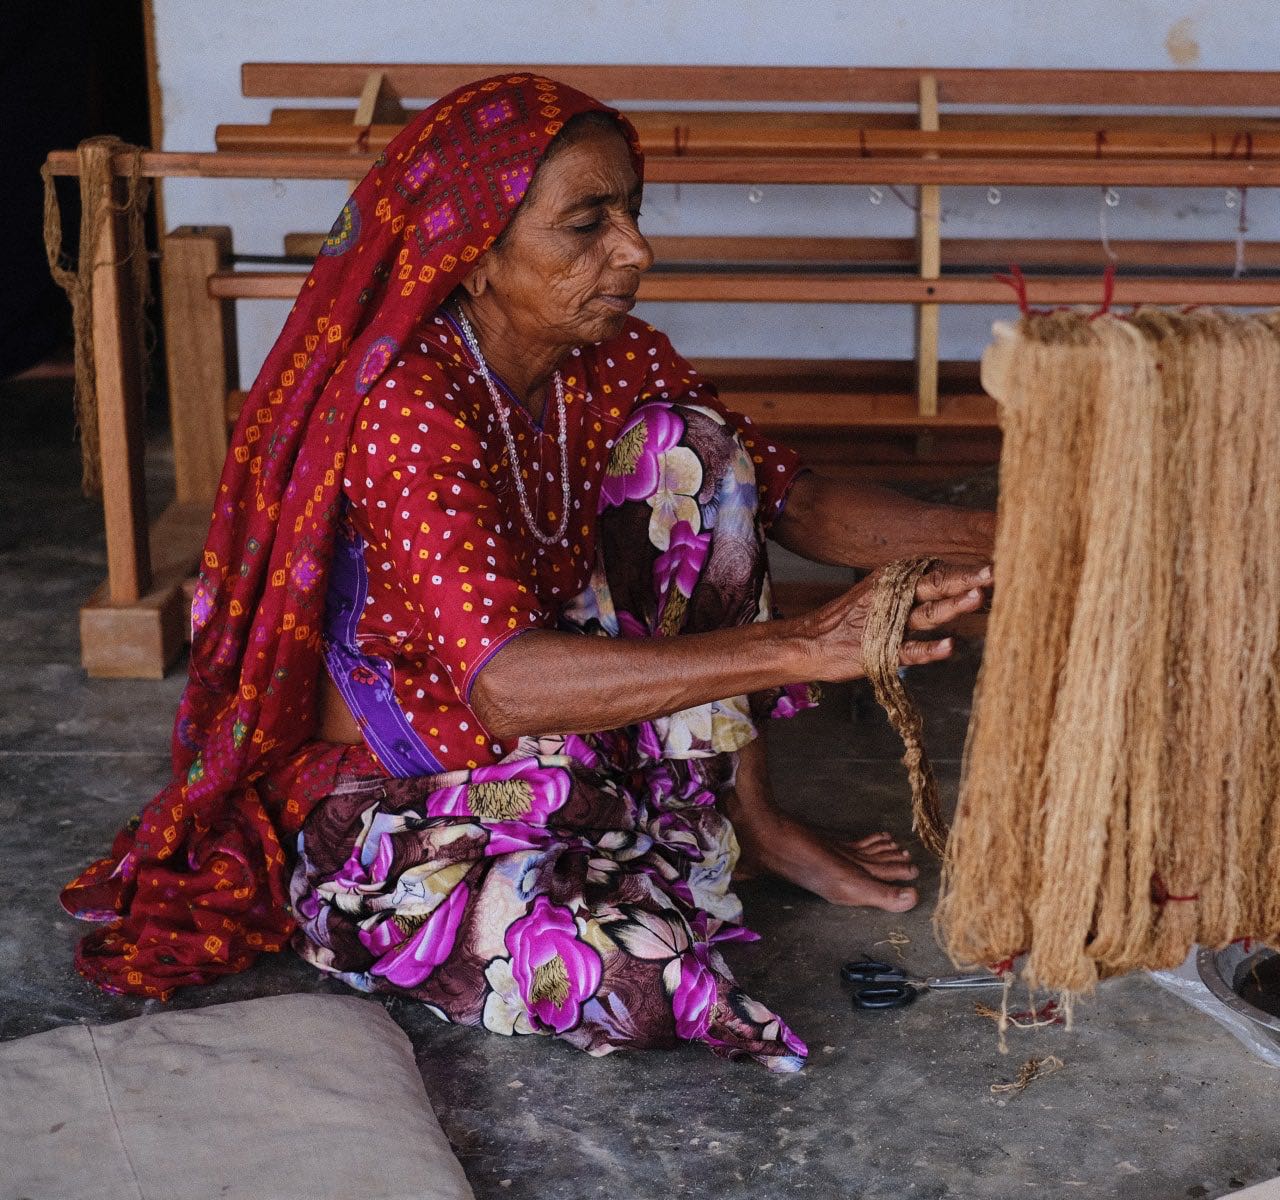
{"left": 1196, "top": 943, "right": 1280, "bottom": 1051}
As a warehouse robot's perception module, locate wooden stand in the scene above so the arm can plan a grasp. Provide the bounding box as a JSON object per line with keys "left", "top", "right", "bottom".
{"left": 50, "top": 62, "right": 1280, "bottom": 675}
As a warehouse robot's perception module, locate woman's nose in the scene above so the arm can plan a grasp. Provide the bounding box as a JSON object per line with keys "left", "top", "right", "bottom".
{"left": 610, "top": 215, "right": 654, "bottom": 272}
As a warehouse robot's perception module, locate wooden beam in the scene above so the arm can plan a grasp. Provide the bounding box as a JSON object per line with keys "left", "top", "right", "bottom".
{"left": 227, "top": 363, "right": 994, "bottom": 428}
{"left": 281, "top": 230, "right": 1280, "bottom": 271}
{"left": 161, "top": 227, "right": 236, "bottom": 506}
{"left": 206, "top": 268, "right": 1280, "bottom": 306}
{"left": 46, "top": 148, "right": 1280, "bottom": 188}
{"left": 214, "top": 118, "right": 1280, "bottom": 160}
{"left": 264, "top": 106, "right": 1280, "bottom": 136}
{"left": 238, "top": 63, "right": 1280, "bottom": 108}
{"left": 84, "top": 142, "right": 151, "bottom": 605}
{"left": 916, "top": 74, "right": 942, "bottom": 426}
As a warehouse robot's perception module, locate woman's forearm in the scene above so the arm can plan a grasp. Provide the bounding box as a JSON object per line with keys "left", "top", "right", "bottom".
{"left": 772, "top": 470, "right": 996, "bottom": 570}
{"left": 471, "top": 620, "right": 813, "bottom": 741}
{"left": 469, "top": 557, "right": 990, "bottom": 742}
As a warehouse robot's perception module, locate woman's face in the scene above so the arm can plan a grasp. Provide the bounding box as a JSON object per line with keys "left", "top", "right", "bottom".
{"left": 476, "top": 122, "right": 654, "bottom": 351}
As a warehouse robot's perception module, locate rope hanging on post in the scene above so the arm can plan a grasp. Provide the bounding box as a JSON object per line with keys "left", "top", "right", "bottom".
{"left": 40, "top": 137, "right": 152, "bottom": 496}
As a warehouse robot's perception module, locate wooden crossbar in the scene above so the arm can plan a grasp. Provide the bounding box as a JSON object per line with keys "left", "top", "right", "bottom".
{"left": 281, "top": 231, "right": 1280, "bottom": 270}
{"left": 214, "top": 121, "right": 1280, "bottom": 160}
{"left": 239, "top": 63, "right": 1280, "bottom": 108}
{"left": 206, "top": 269, "right": 1280, "bottom": 307}
{"left": 44, "top": 148, "right": 1280, "bottom": 187}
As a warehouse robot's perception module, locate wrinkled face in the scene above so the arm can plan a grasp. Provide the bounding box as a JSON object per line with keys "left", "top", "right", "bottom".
{"left": 477, "top": 122, "right": 654, "bottom": 350}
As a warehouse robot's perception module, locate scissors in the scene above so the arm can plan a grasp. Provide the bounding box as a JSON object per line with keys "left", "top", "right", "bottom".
{"left": 841, "top": 957, "right": 1006, "bottom": 1010}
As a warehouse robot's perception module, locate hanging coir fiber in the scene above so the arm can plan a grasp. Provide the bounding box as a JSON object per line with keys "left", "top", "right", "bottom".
{"left": 862, "top": 557, "right": 949, "bottom": 859}
{"left": 935, "top": 309, "right": 1280, "bottom": 997}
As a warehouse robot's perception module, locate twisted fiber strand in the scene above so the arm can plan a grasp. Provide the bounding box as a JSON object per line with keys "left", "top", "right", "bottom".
{"left": 863, "top": 557, "right": 948, "bottom": 859}
{"left": 41, "top": 137, "right": 151, "bottom": 495}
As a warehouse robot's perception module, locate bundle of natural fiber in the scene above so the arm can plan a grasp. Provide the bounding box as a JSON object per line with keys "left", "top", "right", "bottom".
{"left": 41, "top": 137, "right": 151, "bottom": 496}
{"left": 936, "top": 308, "right": 1280, "bottom": 996}
{"left": 863, "top": 557, "right": 949, "bottom": 859}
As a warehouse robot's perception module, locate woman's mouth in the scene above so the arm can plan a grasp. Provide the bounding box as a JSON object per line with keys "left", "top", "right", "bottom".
{"left": 596, "top": 293, "right": 637, "bottom": 313}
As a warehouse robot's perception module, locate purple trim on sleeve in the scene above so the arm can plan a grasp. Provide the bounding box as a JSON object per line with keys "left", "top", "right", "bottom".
{"left": 769, "top": 464, "right": 812, "bottom": 529}
{"left": 461, "top": 622, "right": 540, "bottom": 703}
{"left": 322, "top": 508, "right": 445, "bottom": 778}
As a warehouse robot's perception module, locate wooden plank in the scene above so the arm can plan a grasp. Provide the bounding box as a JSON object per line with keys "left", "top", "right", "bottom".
{"left": 281, "top": 230, "right": 1280, "bottom": 271}
{"left": 214, "top": 118, "right": 1280, "bottom": 160}
{"left": 917, "top": 74, "right": 942, "bottom": 423}
{"left": 162, "top": 227, "right": 236, "bottom": 506}
{"left": 239, "top": 63, "right": 1280, "bottom": 108}
{"left": 47, "top": 148, "right": 1280, "bottom": 187}
{"left": 206, "top": 269, "right": 1280, "bottom": 306}
{"left": 225, "top": 375, "right": 997, "bottom": 432}
{"left": 80, "top": 500, "right": 208, "bottom": 678}
{"left": 354, "top": 70, "right": 386, "bottom": 126}
{"left": 265, "top": 106, "right": 1280, "bottom": 135}
{"left": 85, "top": 143, "right": 151, "bottom": 605}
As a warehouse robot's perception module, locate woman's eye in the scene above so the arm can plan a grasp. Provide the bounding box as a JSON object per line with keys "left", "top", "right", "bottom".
{"left": 571, "top": 219, "right": 603, "bottom": 233}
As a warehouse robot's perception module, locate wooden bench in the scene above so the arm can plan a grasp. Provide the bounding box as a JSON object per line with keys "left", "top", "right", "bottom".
{"left": 45, "top": 64, "right": 1280, "bottom": 676}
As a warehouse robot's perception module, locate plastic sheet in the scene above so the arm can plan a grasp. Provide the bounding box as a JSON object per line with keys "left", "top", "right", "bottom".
{"left": 1148, "top": 948, "right": 1280, "bottom": 1069}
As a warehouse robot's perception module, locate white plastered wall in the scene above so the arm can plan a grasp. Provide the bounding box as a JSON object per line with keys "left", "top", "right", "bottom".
{"left": 151, "top": 0, "right": 1280, "bottom": 388}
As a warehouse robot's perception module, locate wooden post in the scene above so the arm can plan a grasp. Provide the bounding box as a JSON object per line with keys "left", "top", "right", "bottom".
{"left": 354, "top": 69, "right": 408, "bottom": 127}
{"left": 916, "top": 74, "right": 942, "bottom": 455}
{"left": 162, "top": 226, "right": 236, "bottom": 505}
{"left": 85, "top": 142, "right": 152, "bottom": 604}
{"left": 78, "top": 149, "right": 188, "bottom": 678}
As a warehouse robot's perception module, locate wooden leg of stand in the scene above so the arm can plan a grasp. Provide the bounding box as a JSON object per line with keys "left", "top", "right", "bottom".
{"left": 163, "top": 225, "right": 235, "bottom": 506}
{"left": 78, "top": 149, "right": 187, "bottom": 678}
{"left": 916, "top": 74, "right": 942, "bottom": 458}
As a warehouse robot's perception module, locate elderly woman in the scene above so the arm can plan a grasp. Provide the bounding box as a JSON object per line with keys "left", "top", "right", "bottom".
{"left": 64, "top": 75, "right": 992, "bottom": 1072}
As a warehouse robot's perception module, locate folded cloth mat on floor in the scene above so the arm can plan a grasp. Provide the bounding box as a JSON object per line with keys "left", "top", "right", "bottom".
{"left": 0, "top": 992, "right": 475, "bottom": 1200}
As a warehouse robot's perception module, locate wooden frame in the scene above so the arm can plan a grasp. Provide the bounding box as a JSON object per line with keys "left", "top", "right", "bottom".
{"left": 48, "top": 63, "right": 1280, "bottom": 676}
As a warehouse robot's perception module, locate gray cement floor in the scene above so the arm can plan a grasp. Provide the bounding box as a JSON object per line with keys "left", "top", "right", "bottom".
{"left": 2, "top": 376, "right": 1277, "bottom": 1200}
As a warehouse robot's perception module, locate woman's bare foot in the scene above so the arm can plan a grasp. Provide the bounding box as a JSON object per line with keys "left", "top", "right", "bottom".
{"left": 725, "top": 734, "right": 919, "bottom": 912}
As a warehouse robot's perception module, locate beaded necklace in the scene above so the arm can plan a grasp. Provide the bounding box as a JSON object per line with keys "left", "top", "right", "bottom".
{"left": 454, "top": 307, "right": 571, "bottom": 548}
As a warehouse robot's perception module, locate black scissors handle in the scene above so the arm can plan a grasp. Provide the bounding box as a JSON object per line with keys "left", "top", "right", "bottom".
{"left": 841, "top": 959, "right": 918, "bottom": 1010}
{"left": 840, "top": 958, "right": 902, "bottom": 985}
{"left": 851, "top": 981, "right": 918, "bottom": 1010}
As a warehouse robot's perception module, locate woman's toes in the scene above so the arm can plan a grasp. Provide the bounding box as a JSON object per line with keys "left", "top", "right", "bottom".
{"left": 880, "top": 885, "right": 919, "bottom": 913}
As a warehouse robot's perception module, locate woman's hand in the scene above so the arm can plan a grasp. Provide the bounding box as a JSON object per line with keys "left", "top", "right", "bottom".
{"left": 801, "top": 561, "right": 993, "bottom": 683}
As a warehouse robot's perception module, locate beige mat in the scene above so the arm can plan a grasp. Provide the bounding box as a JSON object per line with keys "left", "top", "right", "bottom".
{"left": 0, "top": 992, "right": 475, "bottom": 1200}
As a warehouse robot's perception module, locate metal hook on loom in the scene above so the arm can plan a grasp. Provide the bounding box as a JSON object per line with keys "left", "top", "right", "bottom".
{"left": 1098, "top": 186, "right": 1121, "bottom": 265}
{"left": 1232, "top": 187, "right": 1249, "bottom": 279}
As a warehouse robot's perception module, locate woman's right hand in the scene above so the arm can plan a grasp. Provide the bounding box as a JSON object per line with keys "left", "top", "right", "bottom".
{"left": 800, "top": 561, "right": 993, "bottom": 683}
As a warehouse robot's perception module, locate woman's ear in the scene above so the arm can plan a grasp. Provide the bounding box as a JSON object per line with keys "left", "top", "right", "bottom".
{"left": 462, "top": 268, "right": 488, "bottom": 299}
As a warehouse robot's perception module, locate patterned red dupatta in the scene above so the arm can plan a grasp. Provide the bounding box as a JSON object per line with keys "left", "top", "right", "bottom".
{"left": 61, "top": 75, "right": 641, "bottom": 999}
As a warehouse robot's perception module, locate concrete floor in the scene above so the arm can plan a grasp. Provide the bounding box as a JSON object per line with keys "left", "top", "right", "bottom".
{"left": 2, "top": 376, "right": 1278, "bottom": 1200}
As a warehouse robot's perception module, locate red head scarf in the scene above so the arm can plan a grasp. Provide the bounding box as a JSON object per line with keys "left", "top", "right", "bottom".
{"left": 62, "top": 74, "right": 642, "bottom": 998}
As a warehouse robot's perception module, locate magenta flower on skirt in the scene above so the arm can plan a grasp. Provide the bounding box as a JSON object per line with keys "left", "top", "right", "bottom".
{"left": 426, "top": 757, "right": 571, "bottom": 825}
{"left": 599, "top": 405, "right": 685, "bottom": 508}
{"left": 506, "top": 896, "right": 603, "bottom": 1033}
{"left": 670, "top": 947, "right": 718, "bottom": 1041}
{"left": 654, "top": 520, "right": 711, "bottom": 600}
{"left": 366, "top": 881, "right": 470, "bottom": 989}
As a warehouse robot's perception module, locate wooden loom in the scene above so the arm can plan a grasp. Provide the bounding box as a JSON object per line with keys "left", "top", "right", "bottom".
{"left": 43, "top": 64, "right": 1280, "bottom": 677}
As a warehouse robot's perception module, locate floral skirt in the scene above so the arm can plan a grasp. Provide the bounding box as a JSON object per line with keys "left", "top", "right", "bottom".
{"left": 292, "top": 401, "right": 816, "bottom": 1071}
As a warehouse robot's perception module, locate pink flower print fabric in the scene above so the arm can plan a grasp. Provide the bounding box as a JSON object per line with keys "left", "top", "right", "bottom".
{"left": 291, "top": 391, "right": 816, "bottom": 1070}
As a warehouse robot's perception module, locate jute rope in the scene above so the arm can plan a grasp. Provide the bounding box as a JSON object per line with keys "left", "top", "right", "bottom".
{"left": 40, "top": 137, "right": 151, "bottom": 495}
{"left": 935, "top": 309, "right": 1280, "bottom": 999}
{"left": 862, "top": 557, "right": 949, "bottom": 859}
